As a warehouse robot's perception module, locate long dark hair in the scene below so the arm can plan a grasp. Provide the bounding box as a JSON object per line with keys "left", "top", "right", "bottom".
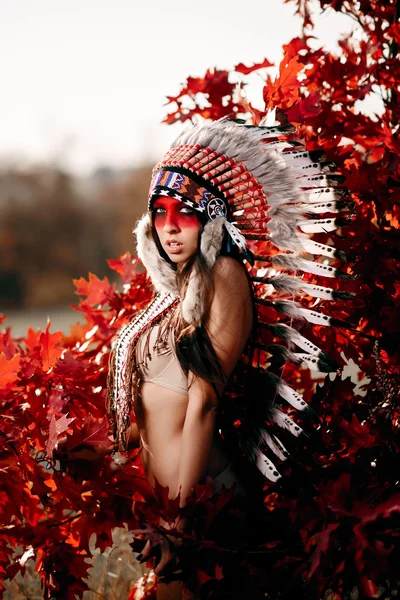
{"left": 150, "top": 210, "right": 257, "bottom": 396}
{"left": 151, "top": 211, "right": 266, "bottom": 501}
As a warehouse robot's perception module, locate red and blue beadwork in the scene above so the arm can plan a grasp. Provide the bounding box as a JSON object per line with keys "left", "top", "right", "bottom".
{"left": 148, "top": 168, "right": 229, "bottom": 222}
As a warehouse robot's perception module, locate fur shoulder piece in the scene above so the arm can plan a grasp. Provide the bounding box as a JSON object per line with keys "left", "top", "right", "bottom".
{"left": 181, "top": 217, "right": 225, "bottom": 322}
{"left": 134, "top": 214, "right": 177, "bottom": 295}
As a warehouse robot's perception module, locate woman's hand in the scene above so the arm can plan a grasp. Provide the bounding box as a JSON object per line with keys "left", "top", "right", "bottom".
{"left": 137, "top": 518, "right": 187, "bottom": 578}
{"left": 138, "top": 535, "right": 183, "bottom": 578}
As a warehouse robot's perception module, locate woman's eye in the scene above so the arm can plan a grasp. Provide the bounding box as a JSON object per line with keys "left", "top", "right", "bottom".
{"left": 180, "top": 206, "right": 194, "bottom": 214}
{"left": 154, "top": 207, "right": 166, "bottom": 214}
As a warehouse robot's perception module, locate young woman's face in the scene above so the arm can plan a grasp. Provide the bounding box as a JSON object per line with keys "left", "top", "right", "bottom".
{"left": 152, "top": 197, "right": 200, "bottom": 264}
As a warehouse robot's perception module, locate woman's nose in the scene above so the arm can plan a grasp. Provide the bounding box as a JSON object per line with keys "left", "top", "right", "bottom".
{"left": 163, "top": 212, "right": 180, "bottom": 232}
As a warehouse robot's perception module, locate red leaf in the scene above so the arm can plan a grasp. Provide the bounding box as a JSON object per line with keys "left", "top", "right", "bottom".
{"left": 107, "top": 252, "right": 139, "bottom": 285}
{"left": 263, "top": 54, "right": 303, "bottom": 110}
{"left": 0, "top": 327, "right": 17, "bottom": 358}
{"left": 65, "top": 415, "right": 111, "bottom": 450}
{"left": 0, "top": 352, "right": 20, "bottom": 388}
{"left": 387, "top": 21, "right": 400, "bottom": 45}
{"left": 151, "top": 475, "right": 181, "bottom": 523}
{"left": 285, "top": 0, "right": 314, "bottom": 29}
{"left": 73, "top": 272, "right": 116, "bottom": 306}
{"left": 197, "top": 568, "right": 213, "bottom": 585}
{"left": 235, "top": 57, "right": 274, "bottom": 75}
{"left": 286, "top": 91, "right": 322, "bottom": 123}
{"left": 306, "top": 523, "right": 340, "bottom": 579}
{"left": 46, "top": 413, "right": 75, "bottom": 457}
{"left": 282, "top": 36, "right": 310, "bottom": 61}
{"left": 39, "top": 321, "right": 63, "bottom": 372}
{"left": 339, "top": 414, "right": 375, "bottom": 453}
{"left": 24, "top": 327, "right": 41, "bottom": 352}
{"left": 214, "top": 562, "right": 224, "bottom": 581}
{"left": 163, "top": 69, "right": 236, "bottom": 125}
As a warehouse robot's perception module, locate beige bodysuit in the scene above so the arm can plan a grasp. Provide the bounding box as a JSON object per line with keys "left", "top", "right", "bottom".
{"left": 135, "top": 323, "right": 188, "bottom": 396}
{"left": 135, "top": 322, "right": 246, "bottom": 495}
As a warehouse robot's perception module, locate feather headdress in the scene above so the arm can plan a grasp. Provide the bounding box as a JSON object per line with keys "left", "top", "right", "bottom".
{"left": 109, "top": 117, "right": 355, "bottom": 481}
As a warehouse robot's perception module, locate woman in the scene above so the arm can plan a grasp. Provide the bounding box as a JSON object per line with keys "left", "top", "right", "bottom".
{"left": 108, "top": 199, "right": 260, "bottom": 599}
{"left": 130, "top": 201, "right": 254, "bottom": 599}
{"left": 63, "top": 118, "right": 350, "bottom": 599}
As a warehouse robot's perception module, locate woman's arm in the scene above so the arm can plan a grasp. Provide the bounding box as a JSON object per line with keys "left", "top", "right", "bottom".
{"left": 127, "top": 422, "right": 141, "bottom": 449}
{"left": 174, "top": 256, "right": 253, "bottom": 506}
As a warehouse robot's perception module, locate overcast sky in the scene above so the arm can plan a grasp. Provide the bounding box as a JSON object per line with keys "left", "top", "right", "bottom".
{"left": 0, "top": 1, "right": 360, "bottom": 176}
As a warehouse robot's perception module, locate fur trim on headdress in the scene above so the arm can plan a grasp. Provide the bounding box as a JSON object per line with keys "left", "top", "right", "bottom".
{"left": 181, "top": 217, "right": 225, "bottom": 322}
{"left": 134, "top": 214, "right": 176, "bottom": 294}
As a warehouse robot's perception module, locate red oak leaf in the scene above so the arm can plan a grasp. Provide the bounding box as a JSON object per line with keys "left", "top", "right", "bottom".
{"left": 24, "top": 327, "right": 41, "bottom": 352}
{"left": 286, "top": 91, "right": 322, "bottom": 123}
{"left": 214, "top": 562, "right": 224, "bottom": 581}
{"left": 39, "top": 321, "right": 63, "bottom": 372}
{"left": 107, "top": 252, "right": 139, "bottom": 285}
{"left": 64, "top": 415, "right": 111, "bottom": 451}
{"left": 197, "top": 568, "right": 214, "bottom": 585}
{"left": 73, "top": 272, "right": 116, "bottom": 306}
{"left": 339, "top": 414, "right": 375, "bottom": 453}
{"left": 282, "top": 36, "right": 310, "bottom": 61}
{"left": 306, "top": 523, "right": 340, "bottom": 579}
{"left": 0, "top": 327, "right": 16, "bottom": 358}
{"left": 235, "top": 57, "right": 274, "bottom": 75}
{"left": 263, "top": 54, "right": 303, "bottom": 110}
{"left": 0, "top": 352, "right": 20, "bottom": 388}
{"left": 152, "top": 475, "right": 181, "bottom": 523}
{"left": 46, "top": 413, "right": 75, "bottom": 457}
{"left": 285, "top": 0, "right": 314, "bottom": 29}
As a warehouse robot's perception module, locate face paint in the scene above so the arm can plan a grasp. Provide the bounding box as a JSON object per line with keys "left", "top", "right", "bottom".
{"left": 152, "top": 197, "right": 200, "bottom": 264}
{"left": 153, "top": 198, "right": 199, "bottom": 229}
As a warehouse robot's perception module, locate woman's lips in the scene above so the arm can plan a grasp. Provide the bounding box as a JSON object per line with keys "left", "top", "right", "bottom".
{"left": 166, "top": 241, "right": 183, "bottom": 254}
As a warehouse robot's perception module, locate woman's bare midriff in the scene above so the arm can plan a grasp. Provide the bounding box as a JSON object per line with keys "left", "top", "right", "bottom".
{"left": 133, "top": 380, "right": 231, "bottom": 496}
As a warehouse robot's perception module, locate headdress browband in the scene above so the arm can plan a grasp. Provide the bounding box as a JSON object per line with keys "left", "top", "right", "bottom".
{"left": 148, "top": 167, "right": 229, "bottom": 222}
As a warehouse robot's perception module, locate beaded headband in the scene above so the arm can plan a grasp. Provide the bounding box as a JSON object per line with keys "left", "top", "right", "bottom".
{"left": 148, "top": 168, "right": 229, "bottom": 221}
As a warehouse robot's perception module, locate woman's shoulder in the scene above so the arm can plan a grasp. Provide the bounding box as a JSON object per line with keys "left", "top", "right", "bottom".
{"left": 213, "top": 255, "right": 247, "bottom": 279}
{"left": 212, "top": 256, "right": 249, "bottom": 291}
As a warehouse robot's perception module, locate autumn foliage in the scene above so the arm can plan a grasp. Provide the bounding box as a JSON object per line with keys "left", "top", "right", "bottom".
{"left": 1, "top": 1, "right": 400, "bottom": 598}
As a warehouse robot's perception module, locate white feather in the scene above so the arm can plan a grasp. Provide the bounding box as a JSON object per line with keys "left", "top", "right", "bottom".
{"left": 262, "top": 432, "right": 288, "bottom": 461}
{"left": 289, "top": 305, "right": 333, "bottom": 326}
{"left": 272, "top": 409, "right": 303, "bottom": 437}
{"left": 297, "top": 174, "right": 329, "bottom": 187}
{"left": 298, "top": 218, "right": 338, "bottom": 233}
{"left": 255, "top": 450, "right": 281, "bottom": 481}
{"left": 293, "top": 164, "right": 324, "bottom": 176}
{"left": 272, "top": 255, "right": 338, "bottom": 278}
{"left": 272, "top": 408, "right": 303, "bottom": 437}
{"left": 273, "top": 323, "right": 324, "bottom": 355}
{"left": 276, "top": 381, "right": 308, "bottom": 410}
{"left": 298, "top": 236, "right": 338, "bottom": 259}
{"left": 306, "top": 187, "right": 343, "bottom": 203}
{"left": 293, "top": 353, "right": 336, "bottom": 372}
{"left": 301, "top": 201, "right": 344, "bottom": 214}
{"left": 300, "top": 282, "right": 338, "bottom": 300}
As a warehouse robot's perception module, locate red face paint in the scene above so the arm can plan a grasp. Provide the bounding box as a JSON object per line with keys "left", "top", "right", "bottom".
{"left": 153, "top": 197, "right": 199, "bottom": 230}
{"left": 152, "top": 197, "right": 200, "bottom": 264}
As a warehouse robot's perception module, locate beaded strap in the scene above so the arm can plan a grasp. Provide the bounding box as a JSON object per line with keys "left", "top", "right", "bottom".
{"left": 107, "top": 292, "right": 179, "bottom": 451}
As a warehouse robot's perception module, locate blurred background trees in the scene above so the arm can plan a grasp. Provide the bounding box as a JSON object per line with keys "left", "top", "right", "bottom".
{"left": 0, "top": 164, "right": 151, "bottom": 309}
